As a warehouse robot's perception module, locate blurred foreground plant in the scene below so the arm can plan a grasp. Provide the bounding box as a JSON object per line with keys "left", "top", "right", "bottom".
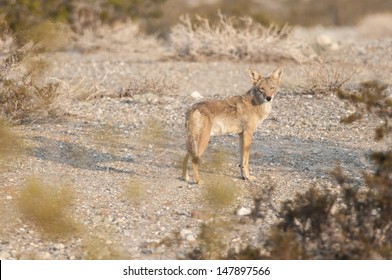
{"left": 18, "top": 177, "right": 80, "bottom": 238}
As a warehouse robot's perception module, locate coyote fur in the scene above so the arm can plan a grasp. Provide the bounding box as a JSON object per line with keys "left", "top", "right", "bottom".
{"left": 182, "top": 66, "right": 283, "bottom": 184}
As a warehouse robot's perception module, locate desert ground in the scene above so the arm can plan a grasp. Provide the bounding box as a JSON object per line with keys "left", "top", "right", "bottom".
{"left": 0, "top": 16, "right": 391, "bottom": 259}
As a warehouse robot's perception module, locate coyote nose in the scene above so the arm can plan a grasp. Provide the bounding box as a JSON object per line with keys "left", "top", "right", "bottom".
{"left": 266, "top": 96, "right": 272, "bottom": 102}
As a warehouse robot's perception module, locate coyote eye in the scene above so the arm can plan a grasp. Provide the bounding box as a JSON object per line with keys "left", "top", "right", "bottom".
{"left": 270, "top": 87, "right": 276, "bottom": 91}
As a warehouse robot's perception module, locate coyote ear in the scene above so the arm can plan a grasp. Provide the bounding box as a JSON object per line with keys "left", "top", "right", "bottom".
{"left": 248, "top": 66, "right": 261, "bottom": 85}
{"left": 270, "top": 66, "right": 283, "bottom": 83}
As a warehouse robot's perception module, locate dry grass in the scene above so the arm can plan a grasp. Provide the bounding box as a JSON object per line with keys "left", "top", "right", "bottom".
{"left": 169, "top": 12, "right": 315, "bottom": 63}
{"left": 17, "top": 177, "right": 80, "bottom": 238}
{"left": 51, "top": 71, "right": 109, "bottom": 101}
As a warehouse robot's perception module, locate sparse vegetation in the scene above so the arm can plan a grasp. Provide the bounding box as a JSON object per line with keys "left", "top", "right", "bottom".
{"left": 0, "top": 0, "right": 391, "bottom": 262}
{"left": 17, "top": 177, "right": 79, "bottom": 238}
{"left": 140, "top": 118, "right": 172, "bottom": 147}
{"left": 202, "top": 176, "right": 238, "bottom": 210}
{"left": 123, "top": 178, "right": 144, "bottom": 205}
{"left": 0, "top": 24, "right": 63, "bottom": 123}
{"left": 302, "top": 56, "right": 359, "bottom": 94}
{"left": 82, "top": 234, "right": 127, "bottom": 260}
{"left": 169, "top": 13, "right": 314, "bottom": 63}
{"left": 337, "top": 80, "right": 391, "bottom": 140}
{"left": 0, "top": 0, "right": 167, "bottom": 34}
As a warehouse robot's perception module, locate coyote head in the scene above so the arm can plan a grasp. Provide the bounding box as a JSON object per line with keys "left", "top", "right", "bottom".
{"left": 248, "top": 66, "right": 283, "bottom": 105}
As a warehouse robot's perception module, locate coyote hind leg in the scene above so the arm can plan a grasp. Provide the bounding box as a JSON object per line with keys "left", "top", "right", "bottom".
{"left": 182, "top": 152, "right": 190, "bottom": 181}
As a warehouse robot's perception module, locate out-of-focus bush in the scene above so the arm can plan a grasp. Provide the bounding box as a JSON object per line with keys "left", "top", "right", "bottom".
{"left": 0, "top": 0, "right": 167, "bottom": 34}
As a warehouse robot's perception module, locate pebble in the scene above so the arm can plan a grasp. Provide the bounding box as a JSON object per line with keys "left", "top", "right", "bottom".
{"left": 236, "top": 207, "right": 252, "bottom": 216}
{"left": 190, "top": 91, "right": 203, "bottom": 99}
{"left": 53, "top": 243, "right": 65, "bottom": 251}
{"left": 179, "top": 229, "right": 196, "bottom": 242}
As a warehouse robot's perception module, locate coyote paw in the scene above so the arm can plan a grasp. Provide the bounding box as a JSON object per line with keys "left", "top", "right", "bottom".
{"left": 195, "top": 179, "right": 204, "bottom": 185}
{"left": 242, "top": 175, "right": 255, "bottom": 181}
{"left": 182, "top": 175, "right": 189, "bottom": 182}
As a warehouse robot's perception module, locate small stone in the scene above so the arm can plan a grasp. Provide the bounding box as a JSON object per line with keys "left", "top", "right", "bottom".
{"left": 6, "top": 195, "right": 12, "bottom": 200}
{"left": 316, "top": 34, "right": 332, "bottom": 46}
{"left": 141, "top": 249, "right": 152, "bottom": 255}
{"left": 179, "top": 229, "right": 196, "bottom": 242}
{"left": 54, "top": 243, "right": 65, "bottom": 250}
{"left": 236, "top": 207, "right": 252, "bottom": 216}
{"left": 191, "top": 91, "right": 203, "bottom": 99}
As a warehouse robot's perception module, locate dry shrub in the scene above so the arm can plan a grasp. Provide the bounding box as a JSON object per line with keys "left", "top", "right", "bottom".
{"left": 120, "top": 75, "right": 178, "bottom": 102}
{"left": 169, "top": 12, "right": 315, "bottom": 63}
{"left": 337, "top": 80, "right": 391, "bottom": 140}
{"left": 187, "top": 220, "right": 234, "bottom": 260}
{"left": 17, "top": 177, "right": 80, "bottom": 238}
{"left": 123, "top": 177, "right": 144, "bottom": 205}
{"left": 71, "top": 21, "right": 162, "bottom": 54}
{"left": 358, "top": 13, "right": 392, "bottom": 39}
{"left": 261, "top": 173, "right": 392, "bottom": 260}
{"left": 0, "top": 23, "right": 66, "bottom": 123}
{"left": 54, "top": 72, "right": 109, "bottom": 101}
{"left": 202, "top": 175, "right": 238, "bottom": 210}
{"left": 301, "top": 56, "right": 359, "bottom": 94}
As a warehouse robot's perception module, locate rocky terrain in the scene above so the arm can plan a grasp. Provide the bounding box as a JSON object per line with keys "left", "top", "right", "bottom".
{"left": 0, "top": 21, "right": 391, "bottom": 259}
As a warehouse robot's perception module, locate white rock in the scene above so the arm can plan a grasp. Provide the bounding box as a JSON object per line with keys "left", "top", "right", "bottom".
{"left": 316, "top": 34, "right": 332, "bottom": 46}
{"left": 6, "top": 195, "right": 12, "bottom": 200}
{"left": 53, "top": 243, "right": 65, "bottom": 250}
{"left": 330, "top": 42, "right": 340, "bottom": 51}
{"left": 191, "top": 91, "right": 203, "bottom": 99}
{"left": 236, "top": 207, "right": 252, "bottom": 216}
{"left": 179, "top": 229, "right": 196, "bottom": 242}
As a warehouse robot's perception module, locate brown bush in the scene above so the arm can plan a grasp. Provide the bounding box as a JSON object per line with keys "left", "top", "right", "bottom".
{"left": 0, "top": 25, "right": 62, "bottom": 123}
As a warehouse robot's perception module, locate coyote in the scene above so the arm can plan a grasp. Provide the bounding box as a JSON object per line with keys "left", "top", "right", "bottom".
{"left": 182, "top": 66, "right": 283, "bottom": 184}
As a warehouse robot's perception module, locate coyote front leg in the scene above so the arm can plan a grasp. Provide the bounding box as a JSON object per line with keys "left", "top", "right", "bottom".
{"left": 239, "top": 131, "right": 254, "bottom": 181}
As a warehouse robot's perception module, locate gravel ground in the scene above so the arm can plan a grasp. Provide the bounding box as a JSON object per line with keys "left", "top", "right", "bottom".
{"left": 0, "top": 26, "right": 390, "bottom": 259}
